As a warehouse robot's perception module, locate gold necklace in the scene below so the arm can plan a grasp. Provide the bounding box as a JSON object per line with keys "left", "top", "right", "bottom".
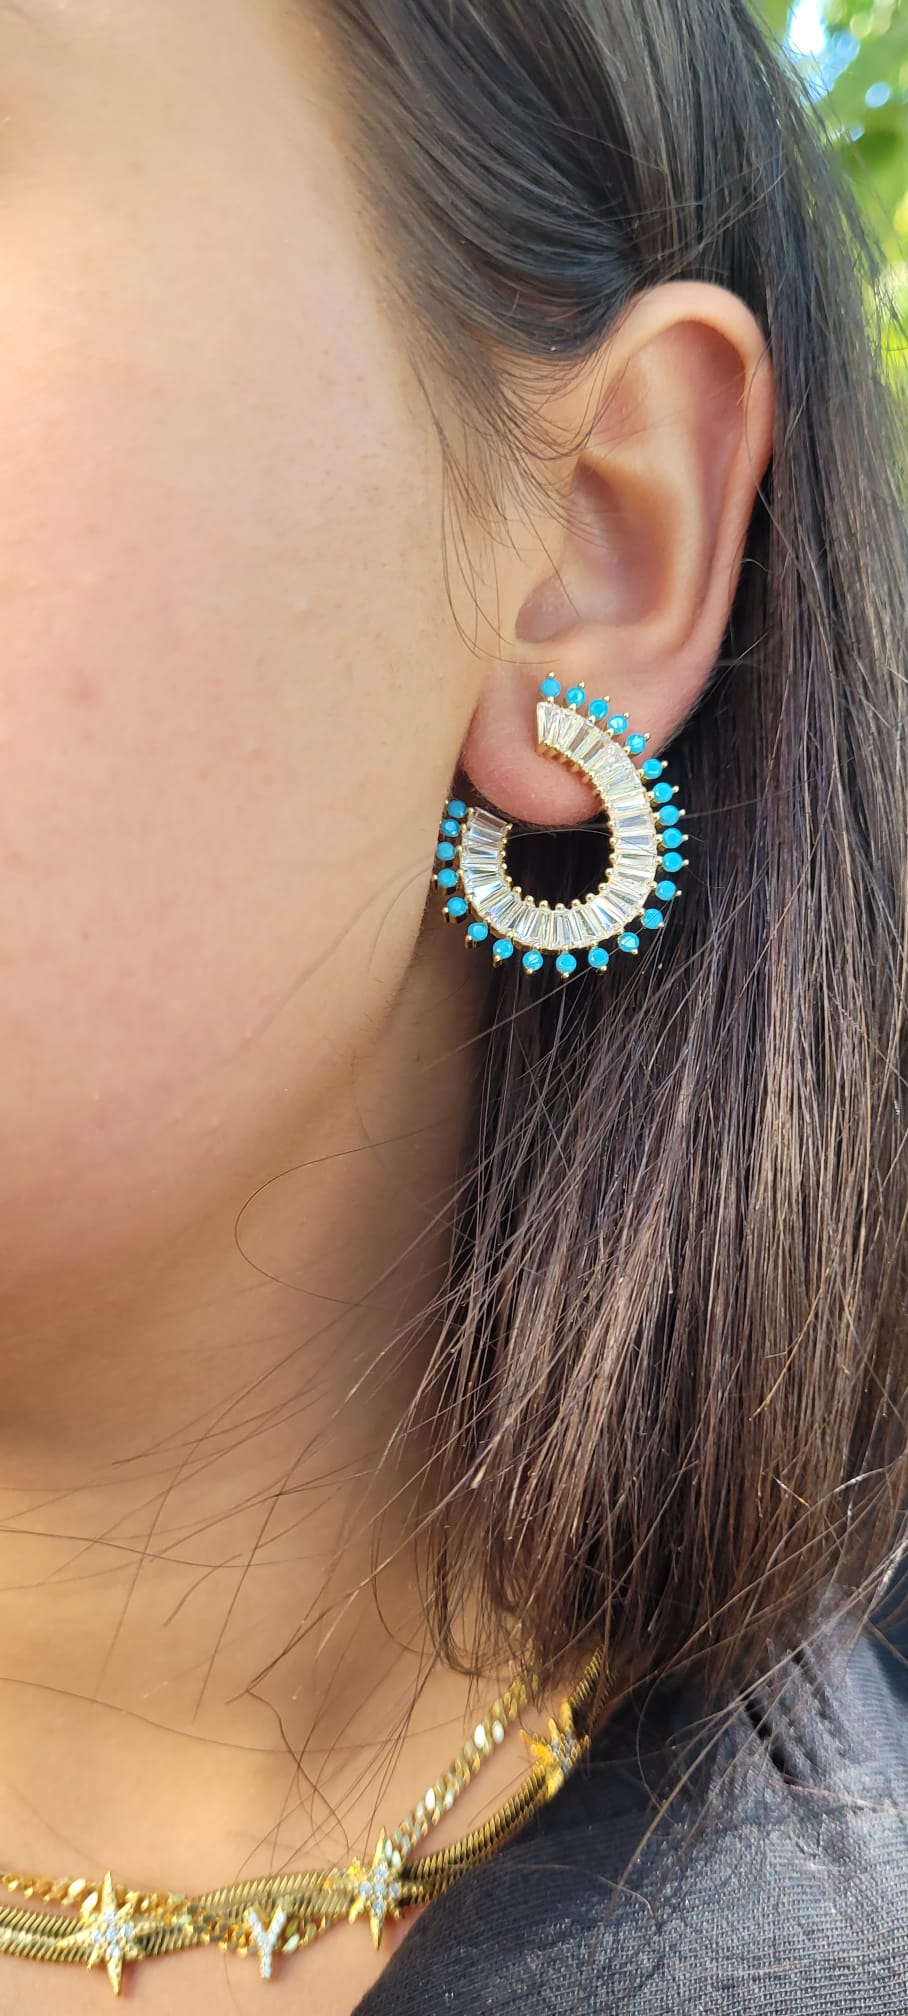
{"left": 0, "top": 1649, "right": 603, "bottom": 1997}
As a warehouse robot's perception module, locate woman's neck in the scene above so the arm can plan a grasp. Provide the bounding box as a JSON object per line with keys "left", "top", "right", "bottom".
{"left": 0, "top": 936, "right": 495, "bottom": 1904}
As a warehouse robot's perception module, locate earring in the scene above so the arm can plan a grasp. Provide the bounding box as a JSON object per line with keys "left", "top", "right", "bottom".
{"left": 434, "top": 679, "right": 688, "bottom": 978}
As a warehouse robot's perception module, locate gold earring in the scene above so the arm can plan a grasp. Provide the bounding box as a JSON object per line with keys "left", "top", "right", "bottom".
{"left": 435, "top": 679, "right": 688, "bottom": 977}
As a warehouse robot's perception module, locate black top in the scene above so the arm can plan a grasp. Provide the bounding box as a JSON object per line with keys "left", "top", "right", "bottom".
{"left": 357, "top": 1597, "right": 908, "bottom": 2014}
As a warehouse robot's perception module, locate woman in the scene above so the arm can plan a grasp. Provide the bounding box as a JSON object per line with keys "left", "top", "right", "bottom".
{"left": 0, "top": 0, "right": 904, "bottom": 2009}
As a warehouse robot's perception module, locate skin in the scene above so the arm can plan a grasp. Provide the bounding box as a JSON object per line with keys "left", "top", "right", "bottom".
{"left": 0, "top": 0, "right": 773, "bottom": 2009}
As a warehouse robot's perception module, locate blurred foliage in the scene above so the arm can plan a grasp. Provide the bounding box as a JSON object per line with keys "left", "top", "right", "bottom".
{"left": 761, "top": 0, "right": 908, "bottom": 372}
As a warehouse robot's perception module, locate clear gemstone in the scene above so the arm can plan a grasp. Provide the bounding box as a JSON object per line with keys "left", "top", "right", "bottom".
{"left": 609, "top": 879, "right": 648, "bottom": 910}
{"left": 588, "top": 896, "right": 624, "bottom": 936}
{"left": 562, "top": 723, "right": 602, "bottom": 765}
{"left": 615, "top": 838, "right": 656, "bottom": 860}
{"left": 564, "top": 903, "right": 599, "bottom": 948}
{"left": 461, "top": 837, "right": 502, "bottom": 863}
{"left": 613, "top": 817, "right": 655, "bottom": 844}
{"left": 610, "top": 855, "right": 653, "bottom": 884}
{"left": 531, "top": 906, "right": 558, "bottom": 952}
{"left": 509, "top": 902, "right": 538, "bottom": 945}
{"left": 601, "top": 891, "right": 638, "bottom": 927}
{"left": 535, "top": 701, "right": 563, "bottom": 747}
{"left": 462, "top": 850, "right": 501, "bottom": 877}
{"left": 539, "top": 709, "right": 567, "bottom": 750}
{"left": 486, "top": 895, "right": 520, "bottom": 931}
{"left": 469, "top": 810, "right": 508, "bottom": 843}
{"left": 486, "top": 892, "right": 522, "bottom": 931}
{"left": 613, "top": 861, "right": 654, "bottom": 887}
{"left": 463, "top": 874, "right": 504, "bottom": 907}
{"left": 590, "top": 747, "right": 628, "bottom": 786}
{"left": 609, "top": 790, "right": 653, "bottom": 814}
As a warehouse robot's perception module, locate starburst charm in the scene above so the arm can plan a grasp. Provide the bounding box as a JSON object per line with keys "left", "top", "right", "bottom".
{"left": 525, "top": 1705, "right": 589, "bottom": 1797}
{"left": 78, "top": 1872, "right": 143, "bottom": 1996}
{"left": 347, "top": 1830, "right": 403, "bottom": 1949}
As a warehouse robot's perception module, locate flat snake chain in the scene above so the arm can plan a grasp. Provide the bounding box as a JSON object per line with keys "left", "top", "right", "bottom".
{"left": 0, "top": 1648, "right": 604, "bottom": 1994}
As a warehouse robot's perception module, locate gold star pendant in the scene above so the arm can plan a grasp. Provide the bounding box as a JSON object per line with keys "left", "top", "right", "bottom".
{"left": 525, "top": 1703, "right": 589, "bottom": 1797}
{"left": 347, "top": 1830, "right": 404, "bottom": 1949}
{"left": 79, "top": 1871, "right": 143, "bottom": 1996}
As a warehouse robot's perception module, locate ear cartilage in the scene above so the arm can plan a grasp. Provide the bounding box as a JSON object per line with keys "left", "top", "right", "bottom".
{"left": 434, "top": 680, "right": 689, "bottom": 976}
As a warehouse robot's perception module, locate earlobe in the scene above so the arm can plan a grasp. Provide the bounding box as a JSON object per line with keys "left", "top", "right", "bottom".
{"left": 462, "top": 280, "right": 774, "bottom": 827}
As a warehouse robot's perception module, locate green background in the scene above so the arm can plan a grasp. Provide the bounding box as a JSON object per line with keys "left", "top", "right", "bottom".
{"left": 762, "top": 0, "right": 908, "bottom": 360}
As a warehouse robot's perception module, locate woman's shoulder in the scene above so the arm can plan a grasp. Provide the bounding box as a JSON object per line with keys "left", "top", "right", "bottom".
{"left": 357, "top": 1607, "right": 908, "bottom": 2015}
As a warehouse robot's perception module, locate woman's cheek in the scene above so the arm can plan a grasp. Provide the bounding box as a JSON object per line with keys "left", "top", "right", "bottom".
{"left": 0, "top": 9, "right": 459, "bottom": 1290}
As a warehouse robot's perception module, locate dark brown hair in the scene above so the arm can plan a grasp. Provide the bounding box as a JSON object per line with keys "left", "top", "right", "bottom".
{"left": 323, "top": 0, "right": 908, "bottom": 1703}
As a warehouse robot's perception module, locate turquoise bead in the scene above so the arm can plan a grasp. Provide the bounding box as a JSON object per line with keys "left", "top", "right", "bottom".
{"left": 642, "top": 908, "right": 663, "bottom": 930}
{"left": 626, "top": 733, "right": 648, "bottom": 755}
{"left": 440, "top": 817, "right": 461, "bottom": 838}
{"left": 651, "top": 782, "right": 673, "bottom": 805}
{"left": 447, "top": 798, "right": 467, "bottom": 819}
{"left": 588, "top": 698, "right": 609, "bottom": 720}
{"left": 446, "top": 897, "right": 468, "bottom": 918}
{"left": 670, "top": 833, "right": 687, "bottom": 849}
{"left": 540, "top": 676, "right": 561, "bottom": 699}
{"left": 662, "top": 851, "right": 684, "bottom": 873}
{"left": 436, "top": 867, "right": 458, "bottom": 889}
{"left": 587, "top": 946, "right": 610, "bottom": 970}
{"left": 656, "top": 879, "right": 677, "bottom": 901}
{"left": 618, "top": 932, "right": 639, "bottom": 954}
{"left": 565, "top": 685, "right": 586, "bottom": 708}
{"left": 555, "top": 952, "right": 577, "bottom": 977}
{"left": 607, "top": 713, "right": 629, "bottom": 734}
{"left": 642, "top": 759, "right": 663, "bottom": 780}
{"left": 467, "top": 920, "right": 489, "bottom": 943}
{"left": 492, "top": 938, "right": 514, "bottom": 962}
{"left": 522, "top": 949, "right": 544, "bottom": 973}
{"left": 436, "top": 841, "right": 456, "bottom": 861}
{"left": 658, "top": 806, "right": 680, "bottom": 828}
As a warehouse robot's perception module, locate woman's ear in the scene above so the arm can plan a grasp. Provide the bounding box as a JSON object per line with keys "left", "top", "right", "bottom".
{"left": 462, "top": 280, "right": 774, "bottom": 825}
